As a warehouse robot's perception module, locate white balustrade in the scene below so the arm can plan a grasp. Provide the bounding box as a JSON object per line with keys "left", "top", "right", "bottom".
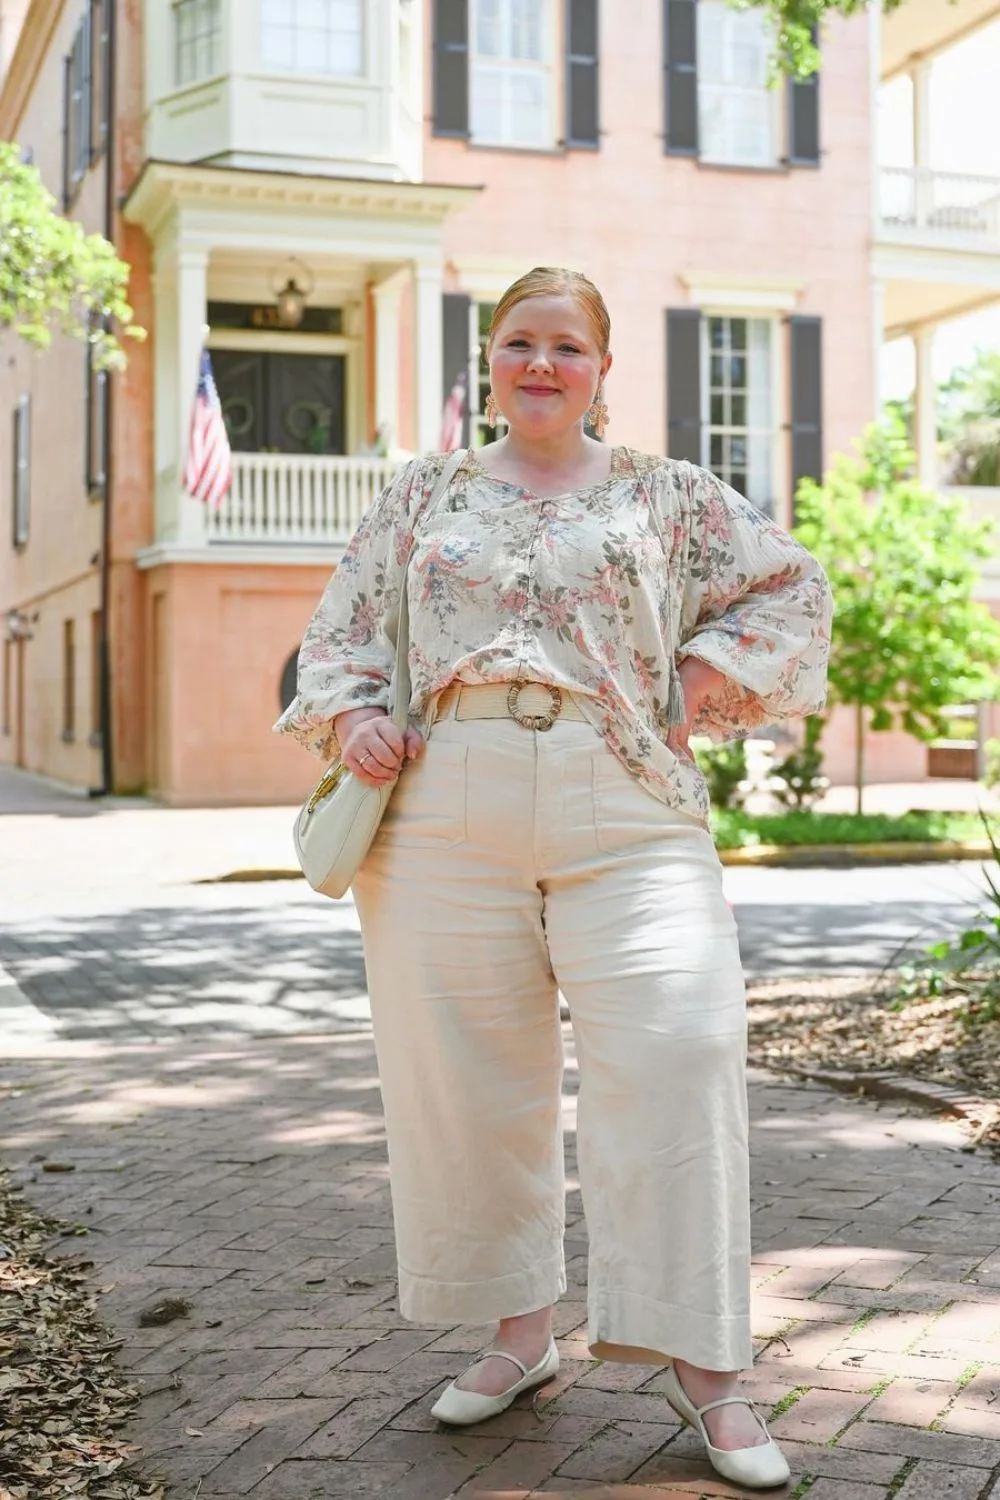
{"left": 205, "top": 454, "right": 405, "bottom": 546}
{"left": 879, "top": 167, "right": 1000, "bottom": 243}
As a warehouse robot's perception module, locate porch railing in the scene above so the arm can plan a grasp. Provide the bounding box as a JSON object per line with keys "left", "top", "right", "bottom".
{"left": 879, "top": 166, "right": 1000, "bottom": 245}
{"left": 206, "top": 453, "right": 405, "bottom": 546}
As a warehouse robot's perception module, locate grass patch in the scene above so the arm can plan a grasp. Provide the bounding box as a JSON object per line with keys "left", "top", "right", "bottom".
{"left": 769, "top": 1384, "right": 810, "bottom": 1419}
{"left": 866, "top": 1377, "right": 893, "bottom": 1397}
{"left": 711, "top": 809, "right": 984, "bottom": 851}
{"left": 788, "top": 1478, "right": 816, "bottom": 1499}
{"left": 887, "top": 1456, "right": 919, "bottom": 1497}
{"left": 848, "top": 1306, "right": 879, "bottom": 1337}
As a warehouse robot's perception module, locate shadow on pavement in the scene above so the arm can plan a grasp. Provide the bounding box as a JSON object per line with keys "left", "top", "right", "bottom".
{"left": 0, "top": 902, "right": 370, "bottom": 1040}
{"left": 2, "top": 1029, "right": 997, "bottom": 1500}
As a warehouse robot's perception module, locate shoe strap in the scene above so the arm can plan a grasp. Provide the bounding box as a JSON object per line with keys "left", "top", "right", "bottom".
{"left": 466, "top": 1348, "right": 528, "bottom": 1379}
{"left": 696, "top": 1393, "right": 769, "bottom": 1431}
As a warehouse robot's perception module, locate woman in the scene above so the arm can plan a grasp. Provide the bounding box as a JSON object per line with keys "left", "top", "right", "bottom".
{"left": 276, "top": 267, "right": 832, "bottom": 1489}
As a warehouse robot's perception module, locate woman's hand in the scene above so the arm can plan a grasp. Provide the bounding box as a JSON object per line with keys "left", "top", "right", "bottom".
{"left": 666, "top": 658, "right": 728, "bottom": 758}
{"left": 334, "top": 708, "right": 425, "bottom": 788}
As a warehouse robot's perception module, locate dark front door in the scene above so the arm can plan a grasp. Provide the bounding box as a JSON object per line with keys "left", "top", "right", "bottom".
{"left": 213, "top": 350, "right": 346, "bottom": 455}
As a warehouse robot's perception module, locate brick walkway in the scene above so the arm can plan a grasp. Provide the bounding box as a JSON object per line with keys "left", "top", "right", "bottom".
{"left": 7, "top": 1030, "right": 1000, "bottom": 1500}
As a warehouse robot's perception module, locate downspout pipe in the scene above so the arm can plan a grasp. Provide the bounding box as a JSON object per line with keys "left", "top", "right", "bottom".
{"left": 92, "top": 0, "right": 116, "bottom": 798}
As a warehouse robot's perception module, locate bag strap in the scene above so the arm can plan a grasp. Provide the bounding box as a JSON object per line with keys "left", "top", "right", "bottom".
{"left": 390, "top": 448, "right": 468, "bottom": 730}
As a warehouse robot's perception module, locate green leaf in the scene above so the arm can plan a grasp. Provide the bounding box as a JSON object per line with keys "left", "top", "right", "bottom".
{"left": 0, "top": 142, "right": 144, "bottom": 367}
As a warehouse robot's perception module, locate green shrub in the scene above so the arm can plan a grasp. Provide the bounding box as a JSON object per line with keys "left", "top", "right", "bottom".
{"left": 694, "top": 739, "right": 748, "bottom": 810}
{"left": 772, "top": 716, "right": 827, "bottom": 811}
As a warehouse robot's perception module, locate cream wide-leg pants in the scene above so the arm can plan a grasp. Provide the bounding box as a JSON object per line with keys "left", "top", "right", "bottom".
{"left": 352, "top": 703, "right": 752, "bottom": 1373}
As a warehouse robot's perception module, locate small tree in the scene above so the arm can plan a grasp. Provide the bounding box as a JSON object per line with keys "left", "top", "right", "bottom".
{"left": 939, "top": 349, "right": 1000, "bottom": 488}
{"left": 794, "top": 421, "right": 1000, "bottom": 815}
{"left": 0, "top": 142, "right": 141, "bottom": 368}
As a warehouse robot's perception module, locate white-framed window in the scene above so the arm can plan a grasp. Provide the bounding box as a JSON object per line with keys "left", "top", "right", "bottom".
{"left": 175, "top": 0, "right": 221, "bottom": 87}
{"left": 261, "top": 0, "right": 364, "bottom": 77}
{"left": 470, "top": 301, "right": 507, "bottom": 447}
{"left": 12, "top": 395, "right": 31, "bottom": 550}
{"left": 470, "top": 0, "right": 554, "bottom": 150}
{"left": 702, "top": 316, "right": 775, "bottom": 516}
{"left": 697, "top": 0, "right": 779, "bottom": 168}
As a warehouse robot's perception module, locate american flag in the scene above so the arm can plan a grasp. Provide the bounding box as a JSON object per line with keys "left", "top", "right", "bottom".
{"left": 184, "top": 349, "right": 232, "bottom": 507}
{"left": 439, "top": 367, "right": 468, "bottom": 452}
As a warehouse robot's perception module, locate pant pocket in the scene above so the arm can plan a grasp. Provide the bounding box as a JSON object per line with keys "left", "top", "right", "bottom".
{"left": 377, "top": 741, "right": 468, "bottom": 849}
{"left": 592, "top": 753, "right": 706, "bottom": 858}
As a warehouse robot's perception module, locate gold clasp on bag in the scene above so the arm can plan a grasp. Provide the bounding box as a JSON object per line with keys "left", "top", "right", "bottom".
{"left": 506, "top": 682, "right": 563, "bottom": 731}
{"left": 306, "top": 762, "right": 347, "bottom": 816}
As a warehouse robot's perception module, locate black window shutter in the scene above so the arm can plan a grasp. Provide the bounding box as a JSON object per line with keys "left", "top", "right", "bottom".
{"left": 433, "top": 0, "right": 469, "bottom": 138}
{"left": 789, "top": 316, "right": 823, "bottom": 506}
{"left": 61, "top": 53, "right": 72, "bottom": 209}
{"left": 666, "top": 309, "right": 702, "bottom": 464}
{"left": 663, "top": 0, "right": 698, "bottom": 156}
{"left": 566, "top": 0, "right": 599, "bottom": 148}
{"left": 442, "top": 293, "right": 472, "bottom": 448}
{"left": 787, "top": 32, "right": 820, "bottom": 165}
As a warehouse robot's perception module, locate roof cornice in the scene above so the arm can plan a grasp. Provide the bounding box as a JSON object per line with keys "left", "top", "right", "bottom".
{"left": 122, "top": 159, "right": 482, "bottom": 240}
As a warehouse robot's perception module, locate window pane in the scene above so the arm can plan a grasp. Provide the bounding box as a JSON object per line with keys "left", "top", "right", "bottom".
{"left": 511, "top": 0, "right": 544, "bottom": 59}
{"left": 730, "top": 393, "right": 746, "bottom": 427}
{"left": 475, "top": 0, "right": 503, "bottom": 57}
{"left": 697, "top": 0, "right": 775, "bottom": 166}
{"left": 710, "top": 434, "right": 724, "bottom": 468}
{"left": 729, "top": 354, "right": 746, "bottom": 388}
{"left": 471, "top": 65, "right": 504, "bottom": 141}
{"left": 710, "top": 354, "right": 726, "bottom": 388}
{"left": 509, "top": 69, "right": 548, "bottom": 147}
{"left": 710, "top": 394, "right": 725, "bottom": 426}
{"left": 261, "top": 0, "right": 363, "bottom": 75}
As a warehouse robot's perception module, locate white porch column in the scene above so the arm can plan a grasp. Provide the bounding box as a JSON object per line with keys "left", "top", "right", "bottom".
{"left": 413, "top": 261, "right": 444, "bottom": 454}
{"left": 372, "top": 270, "right": 407, "bottom": 453}
{"left": 911, "top": 58, "right": 933, "bottom": 227}
{"left": 151, "top": 242, "right": 208, "bottom": 545}
{"left": 175, "top": 247, "right": 210, "bottom": 543}
{"left": 914, "top": 324, "right": 938, "bottom": 489}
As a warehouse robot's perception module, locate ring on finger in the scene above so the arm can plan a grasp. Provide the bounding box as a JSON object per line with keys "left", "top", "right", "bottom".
{"left": 360, "top": 750, "right": 374, "bottom": 766}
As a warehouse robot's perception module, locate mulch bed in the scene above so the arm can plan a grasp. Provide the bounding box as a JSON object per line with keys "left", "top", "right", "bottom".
{"left": 0, "top": 1170, "right": 162, "bottom": 1500}
{"left": 747, "top": 973, "right": 1000, "bottom": 1108}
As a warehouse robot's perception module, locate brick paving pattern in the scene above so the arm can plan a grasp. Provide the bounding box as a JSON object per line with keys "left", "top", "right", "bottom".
{"left": 6, "top": 1030, "right": 1000, "bottom": 1500}
{"left": 5, "top": 765, "right": 1000, "bottom": 1496}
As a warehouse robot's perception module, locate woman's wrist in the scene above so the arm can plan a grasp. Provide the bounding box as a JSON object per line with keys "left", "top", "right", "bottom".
{"left": 677, "top": 658, "right": 727, "bottom": 721}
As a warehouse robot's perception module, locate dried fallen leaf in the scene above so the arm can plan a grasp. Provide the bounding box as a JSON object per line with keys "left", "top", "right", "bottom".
{"left": 137, "top": 1298, "right": 190, "bottom": 1328}
{"left": 184, "top": 1428, "right": 204, "bottom": 1439}
{"left": 0, "top": 1168, "right": 161, "bottom": 1500}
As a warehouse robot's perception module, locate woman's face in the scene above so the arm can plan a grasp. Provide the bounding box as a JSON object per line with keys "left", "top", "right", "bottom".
{"left": 488, "top": 293, "right": 612, "bottom": 440}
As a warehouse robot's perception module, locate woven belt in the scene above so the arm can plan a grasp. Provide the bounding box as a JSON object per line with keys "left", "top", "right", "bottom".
{"left": 435, "top": 682, "right": 588, "bottom": 731}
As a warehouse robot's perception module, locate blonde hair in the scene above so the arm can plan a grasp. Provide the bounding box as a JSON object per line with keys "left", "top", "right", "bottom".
{"left": 487, "top": 267, "right": 611, "bottom": 357}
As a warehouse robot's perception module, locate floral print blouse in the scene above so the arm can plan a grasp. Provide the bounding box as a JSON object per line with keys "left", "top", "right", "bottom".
{"left": 275, "top": 446, "right": 833, "bottom": 822}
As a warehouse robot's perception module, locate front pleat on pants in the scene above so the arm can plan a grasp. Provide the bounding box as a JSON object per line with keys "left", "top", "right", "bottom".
{"left": 352, "top": 715, "right": 752, "bottom": 1372}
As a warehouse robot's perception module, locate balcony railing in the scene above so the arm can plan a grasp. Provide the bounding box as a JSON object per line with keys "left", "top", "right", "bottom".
{"left": 879, "top": 167, "right": 1000, "bottom": 246}
{"left": 205, "top": 453, "right": 405, "bottom": 546}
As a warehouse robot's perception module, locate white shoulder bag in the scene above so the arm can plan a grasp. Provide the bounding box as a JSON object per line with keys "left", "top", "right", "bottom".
{"left": 293, "top": 448, "right": 468, "bottom": 899}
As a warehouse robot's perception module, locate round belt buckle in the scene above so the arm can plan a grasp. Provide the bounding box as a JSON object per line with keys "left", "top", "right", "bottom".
{"left": 507, "top": 682, "right": 563, "bottom": 731}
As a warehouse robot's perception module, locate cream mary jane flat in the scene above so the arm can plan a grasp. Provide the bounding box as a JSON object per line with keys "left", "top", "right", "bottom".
{"left": 431, "top": 1338, "right": 559, "bottom": 1425}
{"left": 661, "top": 1364, "right": 791, "bottom": 1489}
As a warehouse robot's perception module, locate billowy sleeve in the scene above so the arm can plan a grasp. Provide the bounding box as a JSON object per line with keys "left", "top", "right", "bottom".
{"left": 273, "top": 456, "right": 441, "bottom": 762}
{"left": 676, "top": 463, "right": 833, "bottom": 741}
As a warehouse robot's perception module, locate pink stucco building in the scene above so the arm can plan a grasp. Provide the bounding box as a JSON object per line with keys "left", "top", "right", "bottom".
{"left": 2, "top": 0, "right": 999, "bottom": 802}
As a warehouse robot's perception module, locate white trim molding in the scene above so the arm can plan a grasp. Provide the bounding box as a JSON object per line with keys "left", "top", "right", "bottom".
{"left": 450, "top": 255, "right": 552, "bottom": 303}
{"left": 679, "top": 272, "right": 807, "bottom": 314}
